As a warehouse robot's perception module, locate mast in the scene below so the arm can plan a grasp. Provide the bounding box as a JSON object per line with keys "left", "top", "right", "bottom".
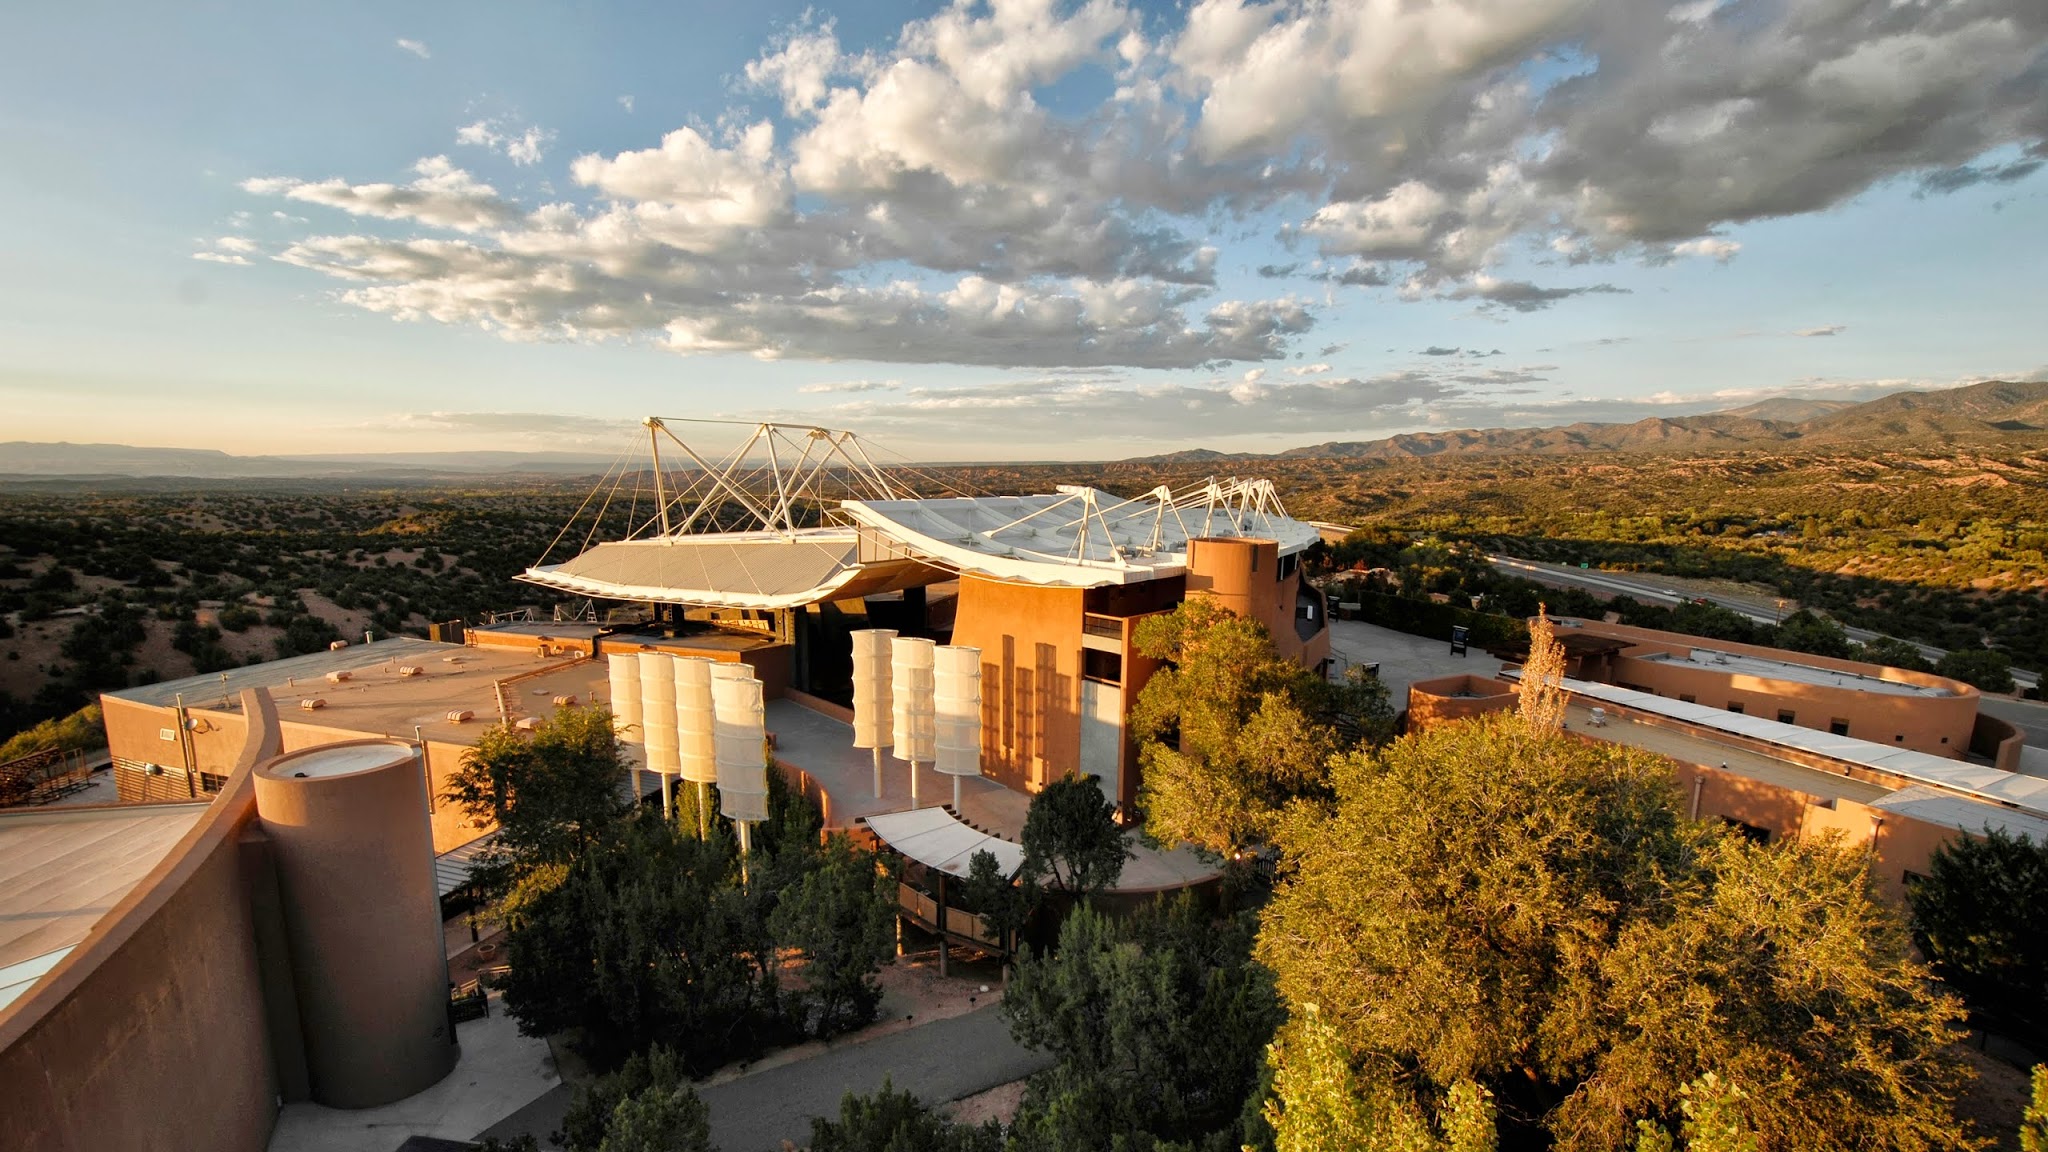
{"left": 645, "top": 417, "right": 672, "bottom": 537}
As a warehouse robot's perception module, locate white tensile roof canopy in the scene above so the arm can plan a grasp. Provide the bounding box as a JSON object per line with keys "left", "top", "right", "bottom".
{"left": 861, "top": 806, "right": 1025, "bottom": 878}
{"left": 518, "top": 419, "right": 1321, "bottom": 608}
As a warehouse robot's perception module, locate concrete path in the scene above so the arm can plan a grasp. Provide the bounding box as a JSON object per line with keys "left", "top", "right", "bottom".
{"left": 479, "top": 1003, "right": 1051, "bottom": 1152}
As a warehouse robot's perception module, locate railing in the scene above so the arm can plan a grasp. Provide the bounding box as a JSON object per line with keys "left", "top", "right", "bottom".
{"left": 1081, "top": 614, "right": 1124, "bottom": 641}
{"left": 897, "top": 883, "right": 1006, "bottom": 951}
{"left": 0, "top": 747, "right": 93, "bottom": 807}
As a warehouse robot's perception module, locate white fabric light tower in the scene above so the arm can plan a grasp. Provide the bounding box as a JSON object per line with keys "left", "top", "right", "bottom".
{"left": 851, "top": 629, "right": 896, "bottom": 799}
{"left": 933, "top": 645, "right": 983, "bottom": 810}
{"left": 637, "top": 652, "right": 680, "bottom": 817}
{"left": 674, "top": 656, "right": 718, "bottom": 837}
{"left": 607, "top": 652, "right": 645, "bottom": 800}
{"left": 712, "top": 673, "right": 769, "bottom": 871}
{"left": 891, "top": 636, "right": 936, "bottom": 806}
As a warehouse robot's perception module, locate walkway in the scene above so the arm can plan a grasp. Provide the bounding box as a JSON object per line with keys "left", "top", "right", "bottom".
{"left": 479, "top": 1003, "right": 1051, "bottom": 1151}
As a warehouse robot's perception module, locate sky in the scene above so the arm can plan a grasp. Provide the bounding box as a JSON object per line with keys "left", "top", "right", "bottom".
{"left": 1, "top": 0, "right": 2044, "bottom": 462}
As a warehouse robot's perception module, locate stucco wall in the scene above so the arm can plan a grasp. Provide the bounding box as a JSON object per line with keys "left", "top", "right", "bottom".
{"left": 950, "top": 575, "right": 1085, "bottom": 793}
{"left": 1185, "top": 538, "right": 1328, "bottom": 670}
{"left": 0, "top": 776, "right": 278, "bottom": 1151}
{"left": 1606, "top": 652, "right": 1978, "bottom": 758}
{"left": 1407, "top": 675, "right": 1517, "bottom": 731}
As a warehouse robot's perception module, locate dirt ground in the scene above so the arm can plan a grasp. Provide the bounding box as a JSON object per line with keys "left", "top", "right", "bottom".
{"left": 297, "top": 588, "right": 375, "bottom": 643}
{"left": 944, "top": 1078, "right": 1028, "bottom": 1127}
{"left": 1954, "top": 1044, "right": 2036, "bottom": 1150}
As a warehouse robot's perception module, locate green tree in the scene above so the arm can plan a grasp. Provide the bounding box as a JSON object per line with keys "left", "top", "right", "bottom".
{"left": 498, "top": 814, "right": 787, "bottom": 1070}
{"left": 1019, "top": 772, "right": 1131, "bottom": 901}
{"left": 769, "top": 835, "right": 896, "bottom": 1037}
{"left": 1909, "top": 827, "right": 2048, "bottom": 1047}
{"left": 1005, "top": 897, "right": 1282, "bottom": 1152}
{"left": 557, "top": 1043, "right": 716, "bottom": 1152}
{"left": 1559, "top": 834, "right": 1972, "bottom": 1149}
{"left": 445, "top": 705, "right": 631, "bottom": 889}
{"left": 1934, "top": 649, "right": 2017, "bottom": 693}
{"left": 1858, "top": 636, "right": 1934, "bottom": 673}
{"left": 806, "top": 1079, "right": 1004, "bottom": 1152}
{"left": 1258, "top": 712, "right": 1975, "bottom": 1149}
{"left": 1263, "top": 1005, "right": 1495, "bottom": 1152}
{"left": 1130, "top": 598, "right": 1343, "bottom": 857}
{"left": 2022, "top": 1065, "right": 2047, "bottom": 1152}
{"left": 960, "top": 847, "right": 1031, "bottom": 953}
{"left": 1772, "top": 609, "right": 1854, "bottom": 659}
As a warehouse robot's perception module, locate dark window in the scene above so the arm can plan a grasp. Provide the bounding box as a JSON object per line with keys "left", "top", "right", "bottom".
{"left": 1277, "top": 552, "right": 1297, "bottom": 581}
{"left": 1678, "top": 693, "right": 1696, "bottom": 704}
{"left": 1250, "top": 549, "right": 1259, "bottom": 573}
{"left": 1720, "top": 817, "right": 1772, "bottom": 845}
{"left": 1829, "top": 718, "right": 1850, "bottom": 736}
{"left": 1726, "top": 702, "right": 1744, "bottom": 715}
{"left": 199, "top": 772, "right": 229, "bottom": 793}
{"left": 1083, "top": 649, "right": 1123, "bottom": 684}
{"left": 1777, "top": 709, "right": 1796, "bottom": 725}
{"left": 1895, "top": 734, "right": 1905, "bottom": 743}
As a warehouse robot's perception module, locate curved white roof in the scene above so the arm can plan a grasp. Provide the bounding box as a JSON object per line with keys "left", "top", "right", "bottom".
{"left": 842, "top": 481, "right": 1321, "bottom": 588}
{"left": 519, "top": 478, "right": 1321, "bottom": 605}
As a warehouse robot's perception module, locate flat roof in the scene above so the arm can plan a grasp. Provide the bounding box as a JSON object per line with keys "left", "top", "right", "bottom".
{"left": 1564, "top": 701, "right": 1891, "bottom": 806}
{"left": 114, "top": 642, "right": 615, "bottom": 747}
{"left": 1633, "top": 647, "right": 1954, "bottom": 698}
{"left": 1550, "top": 676, "right": 2048, "bottom": 818}
{"left": 1872, "top": 785, "right": 2048, "bottom": 842}
{"left": 106, "top": 637, "right": 465, "bottom": 709}
{"left": 0, "top": 803, "right": 206, "bottom": 970}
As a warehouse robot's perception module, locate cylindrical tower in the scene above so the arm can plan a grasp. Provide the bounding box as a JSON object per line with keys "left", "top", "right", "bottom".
{"left": 933, "top": 644, "right": 983, "bottom": 780}
{"left": 712, "top": 674, "right": 769, "bottom": 823}
{"left": 253, "top": 739, "right": 457, "bottom": 1109}
{"left": 638, "top": 651, "right": 681, "bottom": 781}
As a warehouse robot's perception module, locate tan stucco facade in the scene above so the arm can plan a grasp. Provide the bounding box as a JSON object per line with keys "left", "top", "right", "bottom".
{"left": 1555, "top": 618, "right": 1980, "bottom": 758}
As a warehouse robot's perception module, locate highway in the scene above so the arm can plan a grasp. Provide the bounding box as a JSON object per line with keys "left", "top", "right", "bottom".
{"left": 1486, "top": 554, "right": 2040, "bottom": 691}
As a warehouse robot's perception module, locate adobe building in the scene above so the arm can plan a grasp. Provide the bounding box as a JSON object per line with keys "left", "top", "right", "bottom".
{"left": 0, "top": 693, "right": 463, "bottom": 1150}
{"left": 1407, "top": 616, "right": 2046, "bottom": 900}
{"left": 519, "top": 436, "right": 1332, "bottom": 812}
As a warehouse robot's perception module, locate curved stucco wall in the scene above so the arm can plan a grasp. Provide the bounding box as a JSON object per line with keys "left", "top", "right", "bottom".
{"left": 253, "top": 739, "right": 456, "bottom": 1108}
{"left": 0, "top": 695, "right": 283, "bottom": 1152}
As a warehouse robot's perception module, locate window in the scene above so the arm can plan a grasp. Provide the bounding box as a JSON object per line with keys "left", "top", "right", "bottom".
{"left": 1277, "top": 551, "right": 1297, "bottom": 581}
{"left": 1895, "top": 734, "right": 1905, "bottom": 743}
{"left": 1720, "top": 817, "right": 1772, "bottom": 845}
{"left": 199, "top": 772, "right": 229, "bottom": 793}
{"left": 1678, "top": 693, "right": 1696, "bottom": 704}
{"left": 1726, "top": 702, "right": 1744, "bottom": 715}
{"left": 1083, "top": 649, "right": 1123, "bottom": 684}
{"left": 1829, "top": 718, "right": 1850, "bottom": 736}
{"left": 1777, "top": 709, "right": 1796, "bottom": 725}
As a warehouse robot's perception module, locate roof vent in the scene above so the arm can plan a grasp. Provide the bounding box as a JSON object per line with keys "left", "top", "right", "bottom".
{"left": 299, "top": 698, "right": 327, "bottom": 711}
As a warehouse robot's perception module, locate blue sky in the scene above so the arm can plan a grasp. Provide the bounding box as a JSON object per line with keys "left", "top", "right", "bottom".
{"left": 2, "top": 0, "right": 2044, "bottom": 460}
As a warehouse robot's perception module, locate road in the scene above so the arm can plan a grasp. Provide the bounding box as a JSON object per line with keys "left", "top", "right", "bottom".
{"left": 479, "top": 1003, "right": 1051, "bottom": 1151}
{"left": 1487, "top": 554, "right": 2040, "bottom": 690}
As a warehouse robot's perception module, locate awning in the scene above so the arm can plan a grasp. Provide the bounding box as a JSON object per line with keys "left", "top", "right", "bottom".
{"left": 861, "top": 806, "right": 1025, "bottom": 879}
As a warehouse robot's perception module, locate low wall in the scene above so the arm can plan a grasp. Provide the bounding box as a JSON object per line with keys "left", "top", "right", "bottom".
{"left": 1973, "top": 713, "right": 2025, "bottom": 773}
{"left": 1407, "top": 675, "right": 1517, "bottom": 731}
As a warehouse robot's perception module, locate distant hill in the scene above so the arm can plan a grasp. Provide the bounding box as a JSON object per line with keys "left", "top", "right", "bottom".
{"left": 0, "top": 442, "right": 621, "bottom": 480}
{"left": 1126, "top": 380, "right": 2048, "bottom": 463}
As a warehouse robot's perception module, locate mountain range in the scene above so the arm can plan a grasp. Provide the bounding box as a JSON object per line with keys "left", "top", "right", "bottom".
{"left": 1128, "top": 380, "right": 2048, "bottom": 463}
{"left": 3, "top": 381, "right": 2044, "bottom": 479}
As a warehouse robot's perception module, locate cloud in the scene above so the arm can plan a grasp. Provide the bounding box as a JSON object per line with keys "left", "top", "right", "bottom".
{"left": 1915, "top": 157, "right": 2045, "bottom": 196}
{"left": 618, "top": 95, "right": 635, "bottom": 113}
{"left": 1445, "top": 276, "right": 1628, "bottom": 313}
{"left": 1795, "top": 324, "right": 1847, "bottom": 337}
{"left": 457, "top": 119, "right": 556, "bottom": 166}
{"left": 243, "top": 156, "right": 520, "bottom": 232}
{"left": 214, "top": 236, "right": 257, "bottom": 253}
{"left": 395, "top": 38, "right": 430, "bottom": 59}
{"left": 1285, "top": 363, "right": 1332, "bottom": 376}
{"left": 1673, "top": 237, "right": 1740, "bottom": 262}
{"left": 1420, "top": 346, "right": 1461, "bottom": 357}
{"left": 192, "top": 251, "right": 250, "bottom": 265}
{"left": 248, "top": 0, "right": 2048, "bottom": 371}
{"left": 771, "top": 369, "right": 1456, "bottom": 445}
{"left": 382, "top": 411, "right": 636, "bottom": 437}
{"left": 799, "top": 379, "right": 900, "bottom": 394}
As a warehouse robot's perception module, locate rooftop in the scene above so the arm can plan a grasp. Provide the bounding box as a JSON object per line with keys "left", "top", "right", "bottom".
{"left": 0, "top": 803, "right": 206, "bottom": 1003}
{"left": 1872, "top": 785, "right": 2048, "bottom": 842}
{"left": 1633, "top": 646, "right": 1956, "bottom": 698}
{"left": 1551, "top": 675, "right": 2048, "bottom": 818}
